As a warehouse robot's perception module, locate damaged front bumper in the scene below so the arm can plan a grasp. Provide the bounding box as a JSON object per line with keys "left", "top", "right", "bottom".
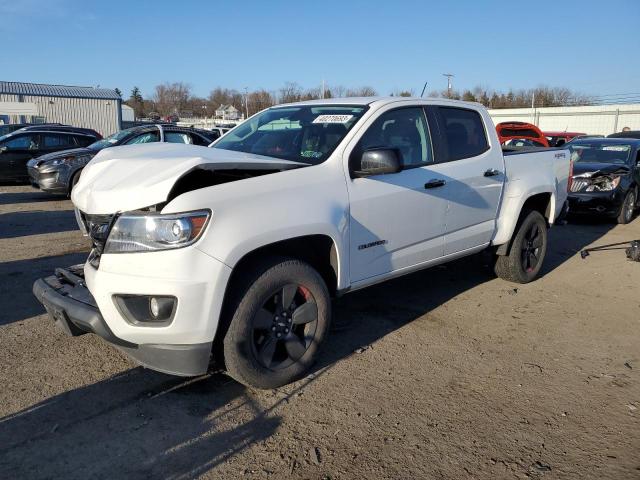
{"left": 568, "top": 190, "right": 625, "bottom": 217}
{"left": 32, "top": 266, "right": 212, "bottom": 376}
{"left": 27, "top": 164, "right": 74, "bottom": 195}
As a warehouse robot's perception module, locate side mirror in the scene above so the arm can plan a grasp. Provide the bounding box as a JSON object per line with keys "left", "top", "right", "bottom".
{"left": 353, "top": 148, "right": 402, "bottom": 177}
{"left": 0, "top": 146, "right": 6, "bottom": 154}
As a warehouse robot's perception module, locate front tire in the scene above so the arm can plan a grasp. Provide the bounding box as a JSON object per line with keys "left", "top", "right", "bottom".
{"left": 616, "top": 189, "right": 636, "bottom": 224}
{"left": 494, "top": 210, "right": 548, "bottom": 284}
{"left": 68, "top": 169, "right": 82, "bottom": 197}
{"left": 223, "top": 257, "right": 331, "bottom": 389}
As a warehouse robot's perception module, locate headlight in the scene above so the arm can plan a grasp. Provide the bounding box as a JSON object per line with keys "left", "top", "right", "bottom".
{"left": 104, "top": 210, "right": 210, "bottom": 253}
{"left": 585, "top": 175, "right": 621, "bottom": 192}
{"left": 46, "top": 154, "right": 92, "bottom": 167}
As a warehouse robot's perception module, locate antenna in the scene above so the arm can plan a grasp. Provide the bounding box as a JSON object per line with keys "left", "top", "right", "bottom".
{"left": 420, "top": 81, "right": 428, "bottom": 97}
{"left": 442, "top": 73, "right": 454, "bottom": 98}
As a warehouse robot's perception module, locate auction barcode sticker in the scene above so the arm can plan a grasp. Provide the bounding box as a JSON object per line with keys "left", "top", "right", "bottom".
{"left": 313, "top": 114, "right": 354, "bottom": 124}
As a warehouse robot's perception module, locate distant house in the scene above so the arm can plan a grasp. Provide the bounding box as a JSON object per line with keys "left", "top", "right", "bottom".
{"left": 215, "top": 104, "right": 241, "bottom": 121}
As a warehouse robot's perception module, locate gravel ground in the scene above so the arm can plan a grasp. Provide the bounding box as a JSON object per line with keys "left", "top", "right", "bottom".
{"left": 0, "top": 184, "right": 638, "bottom": 479}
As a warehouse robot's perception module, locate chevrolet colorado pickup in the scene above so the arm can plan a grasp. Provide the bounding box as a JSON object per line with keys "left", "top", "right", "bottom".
{"left": 33, "top": 97, "right": 570, "bottom": 389}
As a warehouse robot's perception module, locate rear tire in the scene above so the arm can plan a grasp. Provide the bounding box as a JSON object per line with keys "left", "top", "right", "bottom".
{"left": 494, "top": 210, "right": 548, "bottom": 284}
{"left": 223, "top": 257, "right": 331, "bottom": 389}
{"left": 617, "top": 190, "right": 636, "bottom": 224}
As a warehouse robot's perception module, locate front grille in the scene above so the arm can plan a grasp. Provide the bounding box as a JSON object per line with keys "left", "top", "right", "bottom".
{"left": 79, "top": 212, "right": 115, "bottom": 268}
{"left": 570, "top": 178, "right": 589, "bottom": 192}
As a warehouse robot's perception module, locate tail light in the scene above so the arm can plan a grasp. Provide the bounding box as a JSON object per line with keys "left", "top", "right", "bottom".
{"left": 567, "top": 160, "right": 574, "bottom": 193}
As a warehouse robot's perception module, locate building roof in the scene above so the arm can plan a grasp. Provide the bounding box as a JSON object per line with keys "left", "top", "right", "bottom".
{"left": 0, "top": 81, "right": 121, "bottom": 100}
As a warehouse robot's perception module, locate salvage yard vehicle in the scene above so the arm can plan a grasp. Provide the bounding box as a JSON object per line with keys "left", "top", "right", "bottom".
{"left": 544, "top": 131, "right": 586, "bottom": 147}
{"left": 567, "top": 138, "right": 640, "bottom": 224}
{"left": 0, "top": 127, "right": 100, "bottom": 182}
{"left": 496, "top": 121, "right": 549, "bottom": 147}
{"left": 33, "top": 97, "right": 570, "bottom": 388}
{"left": 27, "top": 124, "right": 218, "bottom": 196}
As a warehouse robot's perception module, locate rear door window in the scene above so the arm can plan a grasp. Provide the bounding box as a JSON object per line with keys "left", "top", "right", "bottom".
{"left": 42, "top": 134, "right": 75, "bottom": 149}
{"left": 434, "top": 107, "right": 489, "bottom": 161}
{"left": 164, "top": 131, "right": 193, "bottom": 144}
{"left": 125, "top": 131, "right": 160, "bottom": 144}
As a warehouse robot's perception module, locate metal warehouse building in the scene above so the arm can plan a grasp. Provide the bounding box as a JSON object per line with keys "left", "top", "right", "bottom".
{"left": 489, "top": 103, "right": 640, "bottom": 136}
{"left": 0, "top": 81, "right": 122, "bottom": 136}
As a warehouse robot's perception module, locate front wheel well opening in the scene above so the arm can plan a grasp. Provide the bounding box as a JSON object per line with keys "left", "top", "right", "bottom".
{"left": 211, "top": 234, "right": 339, "bottom": 366}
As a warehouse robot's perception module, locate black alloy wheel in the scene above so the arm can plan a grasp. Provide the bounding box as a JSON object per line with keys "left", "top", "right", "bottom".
{"left": 521, "top": 222, "right": 543, "bottom": 273}
{"left": 252, "top": 284, "right": 318, "bottom": 370}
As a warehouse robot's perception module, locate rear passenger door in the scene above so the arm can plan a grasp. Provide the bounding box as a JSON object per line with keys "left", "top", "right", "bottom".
{"left": 41, "top": 133, "right": 76, "bottom": 154}
{"left": 425, "top": 106, "right": 504, "bottom": 255}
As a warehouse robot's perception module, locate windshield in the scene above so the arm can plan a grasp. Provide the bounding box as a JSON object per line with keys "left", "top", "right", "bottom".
{"left": 567, "top": 143, "right": 633, "bottom": 165}
{"left": 87, "top": 128, "right": 140, "bottom": 151}
{"left": 214, "top": 105, "right": 368, "bottom": 164}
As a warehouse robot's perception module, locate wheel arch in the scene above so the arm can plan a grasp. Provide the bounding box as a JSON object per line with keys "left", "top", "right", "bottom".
{"left": 212, "top": 234, "right": 340, "bottom": 362}
{"left": 495, "top": 192, "right": 553, "bottom": 256}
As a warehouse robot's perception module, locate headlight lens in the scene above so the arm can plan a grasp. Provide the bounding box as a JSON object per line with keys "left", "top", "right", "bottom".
{"left": 585, "top": 175, "right": 621, "bottom": 192}
{"left": 104, "top": 210, "right": 210, "bottom": 253}
{"left": 46, "top": 154, "right": 92, "bottom": 167}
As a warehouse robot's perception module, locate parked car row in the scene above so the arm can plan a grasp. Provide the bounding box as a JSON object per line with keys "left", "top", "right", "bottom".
{"left": 0, "top": 123, "right": 219, "bottom": 193}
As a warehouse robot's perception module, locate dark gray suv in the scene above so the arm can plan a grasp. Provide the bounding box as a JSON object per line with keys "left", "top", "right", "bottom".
{"left": 27, "top": 124, "right": 218, "bottom": 195}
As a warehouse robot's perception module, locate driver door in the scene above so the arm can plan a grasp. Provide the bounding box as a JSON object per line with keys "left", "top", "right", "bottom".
{"left": 346, "top": 107, "right": 448, "bottom": 283}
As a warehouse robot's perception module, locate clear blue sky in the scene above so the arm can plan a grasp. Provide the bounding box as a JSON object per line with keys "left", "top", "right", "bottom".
{"left": 2, "top": 0, "right": 639, "bottom": 100}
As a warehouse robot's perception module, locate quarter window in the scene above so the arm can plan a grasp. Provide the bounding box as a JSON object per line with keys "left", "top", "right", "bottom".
{"left": 356, "top": 107, "right": 433, "bottom": 167}
{"left": 436, "top": 107, "right": 489, "bottom": 161}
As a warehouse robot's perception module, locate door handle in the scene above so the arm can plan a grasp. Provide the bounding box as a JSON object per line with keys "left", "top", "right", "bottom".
{"left": 424, "top": 179, "right": 446, "bottom": 189}
{"left": 484, "top": 168, "right": 501, "bottom": 177}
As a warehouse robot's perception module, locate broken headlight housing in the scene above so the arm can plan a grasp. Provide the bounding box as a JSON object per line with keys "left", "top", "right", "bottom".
{"left": 104, "top": 210, "right": 210, "bottom": 253}
{"left": 585, "top": 175, "right": 621, "bottom": 192}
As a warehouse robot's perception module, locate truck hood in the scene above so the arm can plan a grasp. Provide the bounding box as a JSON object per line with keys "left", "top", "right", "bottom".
{"left": 71, "top": 143, "right": 307, "bottom": 214}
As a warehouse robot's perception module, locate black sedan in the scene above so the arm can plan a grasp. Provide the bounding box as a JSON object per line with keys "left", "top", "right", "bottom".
{"left": 27, "top": 124, "right": 219, "bottom": 196}
{"left": 567, "top": 138, "right": 640, "bottom": 224}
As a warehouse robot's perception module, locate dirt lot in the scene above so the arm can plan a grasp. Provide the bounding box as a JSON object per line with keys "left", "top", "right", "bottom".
{"left": 0, "top": 184, "right": 638, "bottom": 480}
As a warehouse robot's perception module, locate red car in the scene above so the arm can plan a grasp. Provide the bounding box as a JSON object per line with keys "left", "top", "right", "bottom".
{"left": 544, "top": 131, "right": 586, "bottom": 147}
{"left": 496, "top": 122, "right": 549, "bottom": 148}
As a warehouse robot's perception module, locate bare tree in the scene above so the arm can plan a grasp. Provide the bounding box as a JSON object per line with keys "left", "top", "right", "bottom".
{"left": 247, "top": 89, "right": 276, "bottom": 116}
{"left": 345, "top": 86, "right": 378, "bottom": 97}
{"left": 279, "top": 82, "right": 304, "bottom": 103}
{"left": 153, "top": 82, "right": 192, "bottom": 116}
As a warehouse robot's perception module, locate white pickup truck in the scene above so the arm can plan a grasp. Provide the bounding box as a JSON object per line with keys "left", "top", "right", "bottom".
{"left": 34, "top": 97, "right": 570, "bottom": 388}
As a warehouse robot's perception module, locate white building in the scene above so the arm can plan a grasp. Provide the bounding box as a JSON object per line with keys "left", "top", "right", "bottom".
{"left": 488, "top": 103, "right": 640, "bottom": 136}
{"left": 215, "top": 104, "right": 241, "bottom": 121}
{"left": 0, "top": 81, "right": 122, "bottom": 136}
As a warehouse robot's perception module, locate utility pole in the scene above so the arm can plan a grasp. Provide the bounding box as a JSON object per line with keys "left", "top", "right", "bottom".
{"left": 321, "top": 79, "right": 325, "bottom": 99}
{"left": 442, "top": 73, "right": 454, "bottom": 98}
{"left": 244, "top": 86, "right": 249, "bottom": 119}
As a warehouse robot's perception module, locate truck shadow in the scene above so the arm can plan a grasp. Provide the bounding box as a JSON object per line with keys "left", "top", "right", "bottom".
{"left": 0, "top": 189, "right": 61, "bottom": 205}
{"left": 0, "top": 252, "right": 87, "bottom": 326}
{"left": 0, "top": 364, "right": 328, "bottom": 479}
{"left": 0, "top": 210, "right": 78, "bottom": 239}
